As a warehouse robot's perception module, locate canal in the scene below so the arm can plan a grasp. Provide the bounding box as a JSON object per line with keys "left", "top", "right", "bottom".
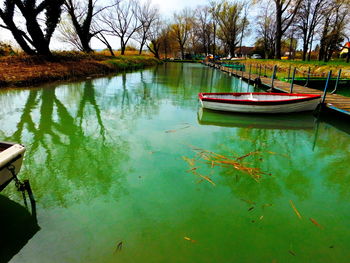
{"left": 1, "top": 63, "right": 350, "bottom": 262}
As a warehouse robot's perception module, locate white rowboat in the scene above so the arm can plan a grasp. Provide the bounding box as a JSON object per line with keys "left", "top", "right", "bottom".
{"left": 0, "top": 142, "right": 26, "bottom": 191}
{"left": 198, "top": 92, "right": 321, "bottom": 113}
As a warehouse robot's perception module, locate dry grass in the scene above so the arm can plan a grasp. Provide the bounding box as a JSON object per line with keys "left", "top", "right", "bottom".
{"left": 0, "top": 51, "right": 160, "bottom": 88}
{"left": 183, "top": 146, "right": 272, "bottom": 186}
{"left": 239, "top": 59, "right": 350, "bottom": 79}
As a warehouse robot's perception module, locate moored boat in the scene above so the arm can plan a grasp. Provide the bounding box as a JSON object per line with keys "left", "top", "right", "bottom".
{"left": 0, "top": 142, "right": 26, "bottom": 191}
{"left": 198, "top": 92, "right": 321, "bottom": 113}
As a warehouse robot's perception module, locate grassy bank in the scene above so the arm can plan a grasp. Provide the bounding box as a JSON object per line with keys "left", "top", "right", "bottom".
{"left": 0, "top": 52, "right": 161, "bottom": 88}
{"left": 236, "top": 59, "right": 350, "bottom": 79}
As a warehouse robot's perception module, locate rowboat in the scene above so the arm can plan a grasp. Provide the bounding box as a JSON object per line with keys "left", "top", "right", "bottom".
{"left": 0, "top": 142, "right": 26, "bottom": 191}
{"left": 198, "top": 92, "right": 321, "bottom": 113}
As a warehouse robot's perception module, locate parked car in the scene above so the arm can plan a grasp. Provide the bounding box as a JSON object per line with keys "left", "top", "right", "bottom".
{"left": 251, "top": 54, "right": 262, "bottom": 59}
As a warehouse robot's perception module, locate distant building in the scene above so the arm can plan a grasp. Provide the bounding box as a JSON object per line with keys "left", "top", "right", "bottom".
{"left": 340, "top": 42, "right": 350, "bottom": 56}
{"left": 234, "top": 46, "right": 254, "bottom": 57}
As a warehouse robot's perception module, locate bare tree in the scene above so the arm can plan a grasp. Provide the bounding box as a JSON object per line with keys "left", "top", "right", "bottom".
{"left": 256, "top": 1, "right": 276, "bottom": 58}
{"left": 94, "top": 32, "right": 115, "bottom": 56}
{"left": 146, "top": 18, "right": 163, "bottom": 59}
{"left": 171, "top": 9, "right": 193, "bottom": 59}
{"left": 100, "top": 0, "right": 140, "bottom": 55}
{"left": 0, "top": 0, "right": 64, "bottom": 56}
{"left": 135, "top": 0, "right": 159, "bottom": 54}
{"left": 273, "top": 0, "right": 302, "bottom": 59}
{"left": 318, "top": 0, "right": 348, "bottom": 62}
{"left": 194, "top": 6, "right": 213, "bottom": 55}
{"left": 209, "top": 0, "right": 220, "bottom": 57}
{"left": 57, "top": 17, "right": 84, "bottom": 51}
{"left": 238, "top": 1, "right": 250, "bottom": 57}
{"left": 64, "top": 0, "right": 116, "bottom": 53}
{"left": 216, "top": 0, "right": 245, "bottom": 57}
{"left": 295, "top": 0, "right": 327, "bottom": 61}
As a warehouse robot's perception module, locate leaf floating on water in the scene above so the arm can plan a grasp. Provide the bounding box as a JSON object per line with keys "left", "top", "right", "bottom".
{"left": 193, "top": 171, "right": 215, "bottom": 186}
{"left": 259, "top": 215, "right": 264, "bottom": 220}
{"left": 237, "top": 151, "right": 261, "bottom": 161}
{"left": 309, "top": 218, "right": 323, "bottom": 229}
{"left": 288, "top": 250, "right": 296, "bottom": 256}
{"left": 165, "top": 129, "right": 177, "bottom": 133}
{"left": 182, "top": 156, "right": 195, "bottom": 167}
{"left": 184, "top": 237, "right": 196, "bottom": 243}
{"left": 187, "top": 167, "right": 197, "bottom": 172}
{"left": 165, "top": 126, "right": 191, "bottom": 133}
{"left": 114, "top": 241, "right": 123, "bottom": 253}
{"left": 290, "top": 200, "right": 302, "bottom": 219}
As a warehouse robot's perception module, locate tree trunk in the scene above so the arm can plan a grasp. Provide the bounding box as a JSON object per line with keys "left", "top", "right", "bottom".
{"left": 6, "top": 22, "right": 36, "bottom": 55}
{"left": 289, "top": 32, "right": 294, "bottom": 60}
{"left": 212, "top": 22, "right": 216, "bottom": 58}
{"left": 121, "top": 42, "right": 126, "bottom": 55}
{"left": 180, "top": 44, "right": 185, "bottom": 60}
{"left": 229, "top": 44, "right": 235, "bottom": 59}
{"left": 26, "top": 18, "right": 52, "bottom": 56}
{"left": 307, "top": 34, "right": 314, "bottom": 61}
{"left": 164, "top": 38, "right": 168, "bottom": 59}
{"left": 106, "top": 43, "right": 115, "bottom": 56}
{"left": 80, "top": 34, "right": 93, "bottom": 53}
{"left": 274, "top": 3, "right": 282, "bottom": 59}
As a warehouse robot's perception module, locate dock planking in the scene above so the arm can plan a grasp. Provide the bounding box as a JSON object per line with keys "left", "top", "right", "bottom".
{"left": 205, "top": 62, "right": 350, "bottom": 117}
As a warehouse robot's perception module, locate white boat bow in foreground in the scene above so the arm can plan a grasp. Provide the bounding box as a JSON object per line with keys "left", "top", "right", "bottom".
{"left": 0, "top": 142, "right": 26, "bottom": 191}
{"left": 198, "top": 92, "right": 321, "bottom": 113}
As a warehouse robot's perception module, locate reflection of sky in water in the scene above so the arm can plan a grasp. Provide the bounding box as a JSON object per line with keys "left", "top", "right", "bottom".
{"left": 0, "top": 63, "right": 350, "bottom": 263}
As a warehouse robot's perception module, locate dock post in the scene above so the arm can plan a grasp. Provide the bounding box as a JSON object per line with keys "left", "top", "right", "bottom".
{"left": 248, "top": 64, "right": 252, "bottom": 85}
{"left": 264, "top": 65, "right": 267, "bottom": 77}
{"left": 258, "top": 64, "right": 262, "bottom": 78}
{"left": 271, "top": 65, "right": 277, "bottom": 89}
{"left": 331, "top": 69, "right": 342, "bottom": 94}
{"left": 321, "top": 70, "right": 332, "bottom": 104}
{"left": 305, "top": 67, "right": 311, "bottom": 87}
{"left": 289, "top": 67, "right": 296, "bottom": 93}
{"left": 287, "top": 65, "right": 291, "bottom": 80}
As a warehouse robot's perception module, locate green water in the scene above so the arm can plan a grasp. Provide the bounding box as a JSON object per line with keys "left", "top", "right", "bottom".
{"left": 1, "top": 63, "right": 350, "bottom": 263}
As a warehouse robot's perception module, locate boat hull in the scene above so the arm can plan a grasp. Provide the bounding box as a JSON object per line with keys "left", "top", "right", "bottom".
{"left": 0, "top": 142, "right": 26, "bottom": 191}
{"left": 199, "top": 93, "right": 321, "bottom": 114}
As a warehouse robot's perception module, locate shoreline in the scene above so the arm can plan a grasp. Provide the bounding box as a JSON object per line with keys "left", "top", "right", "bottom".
{"left": 0, "top": 53, "right": 161, "bottom": 88}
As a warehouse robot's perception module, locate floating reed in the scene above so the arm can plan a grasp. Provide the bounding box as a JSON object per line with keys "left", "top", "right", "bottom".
{"left": 183, "top": 146, "right": 271, "bottom": 185}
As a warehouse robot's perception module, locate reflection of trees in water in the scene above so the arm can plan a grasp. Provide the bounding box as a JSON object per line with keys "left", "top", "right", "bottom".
{"left": 2, "top": 81, "right": 129, "bottom": 208}
{"left": 314, "top": 123, "right": 350, "bottom": 199}
{"left": 155, "top": 63, "right": 244, "bottom": 105}
{"left": 211, "top": 124, "right": 350, "bottom": 202}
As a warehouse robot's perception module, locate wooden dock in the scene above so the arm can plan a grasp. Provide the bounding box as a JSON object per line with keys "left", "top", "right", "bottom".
{"left": 205, "top": 62, "right": 350, "bottom": 117}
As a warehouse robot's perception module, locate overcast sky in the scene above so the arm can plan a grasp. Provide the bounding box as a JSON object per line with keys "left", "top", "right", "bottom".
{"left": 152, "top": 0, "right": 208, "bottom": 15}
